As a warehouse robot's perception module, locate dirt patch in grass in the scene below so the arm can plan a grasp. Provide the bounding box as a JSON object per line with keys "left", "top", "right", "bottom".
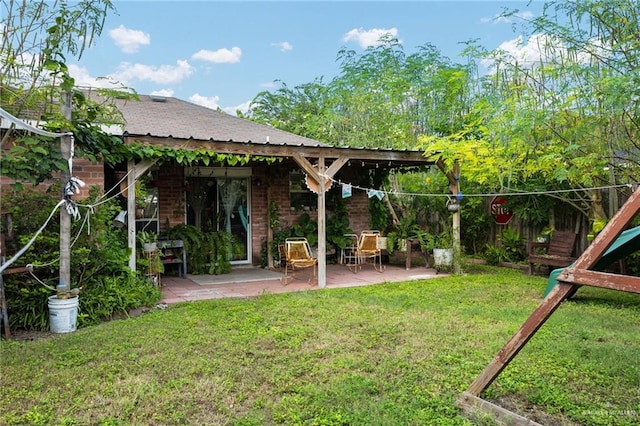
{"left": 490, "top": 396, "right": 580, "bottom": 426}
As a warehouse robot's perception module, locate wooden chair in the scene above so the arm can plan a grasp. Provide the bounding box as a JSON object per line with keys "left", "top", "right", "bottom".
{"left": 282, "top": 237, "right": 317, "bottom": 284}
{"left": 528, "top": 230, "right": 577, "bottom": 275}
{"left": 356, "top": 231, "right": 384, "bottom": 273}
{"left": 277, "top": 243, "right": 287, "bottom": 269}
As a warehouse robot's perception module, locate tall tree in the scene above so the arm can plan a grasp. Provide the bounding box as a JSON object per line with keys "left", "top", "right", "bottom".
{"left": 423, "top": 0, "right": 640, "bottom": 230}
{"left": 1, "top": 0, "right": 130, "bottom": 185}
{"left": 250, "top": 37, "right": 474, "bottom": 150}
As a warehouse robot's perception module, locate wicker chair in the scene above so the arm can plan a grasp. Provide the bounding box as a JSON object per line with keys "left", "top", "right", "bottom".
{"left": 356, "top": 231, "right": 384, "bottom": 273}
{"left": 282, "top": 237, "right": 318, "bottom": 284}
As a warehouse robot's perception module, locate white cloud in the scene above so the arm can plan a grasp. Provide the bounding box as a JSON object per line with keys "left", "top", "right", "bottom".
{"left": 482, "top": 32, "right": 611, "bottom": 73}
{"left": 223, "top": 100, "right": 252, "bottom": 116}
{"left": 342, "top": 27, "right": 400, "bottom": 48}
{"left": 190, "top": 93, "right": 220, "bottom": 110}
{"left": 68, "top": 64, "right": 125, "bottom": 88}
{"left": 259, "top": 81, "right": 277, "bottom": 89}
{"left": 109, "top": 25, "right": 150, "bottom": 54}
{"left": 271, "top": 41, "right": 293, "bottom": 52}
{"left": 111, "top": 59, "right": 193, "bottom": 84}
{"left": 190, "top": 94, "right": 252, "bottom": 116}
{"left": 192, "top": 47, "right": 242, "bottom": 64}
{"left": 150, "top": 89, "right": 174, "bottom": 97}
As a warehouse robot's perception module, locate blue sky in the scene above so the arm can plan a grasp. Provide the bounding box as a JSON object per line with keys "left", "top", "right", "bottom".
{"left": 70, "top": 1, "right": 546, "bottom": 114}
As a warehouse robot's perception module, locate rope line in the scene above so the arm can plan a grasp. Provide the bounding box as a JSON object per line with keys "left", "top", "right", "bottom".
{"left": 320, "top": 174, "right": 636, "bottom": 198}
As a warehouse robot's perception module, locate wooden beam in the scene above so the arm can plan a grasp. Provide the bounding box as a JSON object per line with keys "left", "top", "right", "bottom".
{"left": 293, "top": 154, "right": 319, "bottom": 182}
{"left": 325, "top": 156, "right": 349, "bottom": 179}
{"left": 558, "top": 269, "right": 640, "bottom": 293}
{"left": 133, "top": 159, "right": 158, "bottom": 180}
{"left": 457, "top": 392, "right": 543, "bottom": 426}
{"left": 127, "top": 160, "right": 137, "bottom": 271}
{"left": 465, "top": 282, "right": 578, "bottom": 396}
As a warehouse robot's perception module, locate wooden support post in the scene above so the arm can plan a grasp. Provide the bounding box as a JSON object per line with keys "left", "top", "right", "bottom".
{"left": 267, "top": 185, "right": 274, "bottom": 270}
{"left": 127, "top": 160, "right": 137, "bottom": 271}
{"left": 317, "top": 155, "right": 327, "bottom": 288}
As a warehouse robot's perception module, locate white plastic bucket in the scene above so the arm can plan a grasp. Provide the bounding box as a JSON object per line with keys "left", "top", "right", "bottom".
{"left": 48, "top": 295, "right": 79, "bottom": 333}
{"left": 433, "top": 248, "right": 453, "bottom": 268}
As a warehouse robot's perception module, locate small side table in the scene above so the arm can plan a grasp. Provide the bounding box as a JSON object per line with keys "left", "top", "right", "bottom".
{"left": 341, "top": 234, "right": 360, "bottom": 272}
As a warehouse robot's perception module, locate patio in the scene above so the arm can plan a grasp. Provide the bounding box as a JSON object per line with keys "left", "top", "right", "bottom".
{"left": 160, "top": 263, "right": 443, "bottom": 304}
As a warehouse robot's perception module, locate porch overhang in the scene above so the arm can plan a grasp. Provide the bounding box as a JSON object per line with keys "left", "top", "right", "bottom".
{"left": 121, "top": 133, "right": 453, "bottom": 288}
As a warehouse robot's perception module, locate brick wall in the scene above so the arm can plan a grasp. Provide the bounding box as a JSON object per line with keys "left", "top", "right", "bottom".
{"left": 0, "top": 158, "right": 103, "bottom": 200}
{"left": 72, "top": 159, "right": 104, "bottom": 198}
{"left": 156, "top": 164, "right": 185, "bottom": 231}
{"left": 345, "top": 191, "right": 371, "bottom": 234}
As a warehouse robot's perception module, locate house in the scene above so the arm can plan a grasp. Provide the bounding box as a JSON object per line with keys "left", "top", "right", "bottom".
{"left": 3, "top": 91, "right": 445, "bottom": 287}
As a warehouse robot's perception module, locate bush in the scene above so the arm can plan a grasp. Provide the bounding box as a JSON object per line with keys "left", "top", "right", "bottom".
{"left": 1, "top": 185, "right": 161, "bottom": 331}
{"left": 483, "top": 244, "right": 508, "bottom": 265}
{"left": 79, "top": 274, "right": 161, "bottom": 326}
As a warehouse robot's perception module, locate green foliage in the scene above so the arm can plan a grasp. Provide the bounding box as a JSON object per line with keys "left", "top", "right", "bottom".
{"left": 165, "top": 224, "right": 231, "bottom": 275}
{"left": 291, "top": 213, "right": 318, "bottom": 246}
{"left": 1, "top": 185, "right": 161, "bottom": 331}
{"left": 499, "top": 228, "right": 525, "bottom": 262}
{"left": 483, "top": 244, "right": 508, "bottom": 266}
{"left": 326, "top": 187, "right": 354, "bottom": 253}
{"left": 79, "top": 274, "right": 161, "bottom": 326}
{"left": 368, "top": 197, "right": 390, "bottom": 233}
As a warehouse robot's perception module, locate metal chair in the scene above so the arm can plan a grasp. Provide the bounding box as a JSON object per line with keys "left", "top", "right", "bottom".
{"left": 282, "top": 237, "right": 318, "bottom": 284}
{"left": 341, "top": 233, "right": 360, "bottom": 272}
{"left": 356, "top": 231, "right": 384, "bottom": 273}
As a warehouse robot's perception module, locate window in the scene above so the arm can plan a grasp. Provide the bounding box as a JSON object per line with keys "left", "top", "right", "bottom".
{"left": 289, "top": 170, "right": 315, "bottom": 211}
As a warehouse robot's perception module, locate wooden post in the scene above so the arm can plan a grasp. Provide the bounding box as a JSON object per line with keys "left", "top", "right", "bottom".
{"left": 58, "top": 91, "right": 72, "bottom": 294}
{"left": 451, "top": 160, "right": 461, "bottom": 274}
{"left": 317, "top": 155, "right": 327, "bottom": 288}
{"left": 267, "top": 185, "right": 274, "bottom": 269}
{"left": 127, "top": 160, "right": 137, "bottom": 271}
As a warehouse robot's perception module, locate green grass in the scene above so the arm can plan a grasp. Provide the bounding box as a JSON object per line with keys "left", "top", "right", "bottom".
{"left": 1, "top": 266, "right": 639, "bottom": 425}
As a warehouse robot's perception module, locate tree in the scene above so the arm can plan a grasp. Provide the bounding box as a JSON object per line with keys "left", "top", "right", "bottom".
{"left": 1, "top": 0, "right": 132, "bottom": 185}
{"left": 250, "top": 37, "right": 475, "bottom": 150}
{"left": 423, "top": 0, "right": 640, "bottom": 231}
{"left": 1, "top": 0, "right": 133, "bottom": 296}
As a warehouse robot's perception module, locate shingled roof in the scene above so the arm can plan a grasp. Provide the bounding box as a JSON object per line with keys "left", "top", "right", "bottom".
{"left": 111, "top": 94, "right": 327, "bottom": 147}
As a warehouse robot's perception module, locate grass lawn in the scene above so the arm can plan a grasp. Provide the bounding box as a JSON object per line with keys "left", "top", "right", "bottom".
{"left": 1, "top": 265, "right": 638, "bottom": 425}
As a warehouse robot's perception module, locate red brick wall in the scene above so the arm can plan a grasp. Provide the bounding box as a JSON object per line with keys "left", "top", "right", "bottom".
{"left": 156, "top": 164, "right": 185, "bottom": 231}
{"left": 0, "top": 158, "right": 103, "bottom": 200}
{"left": 345, "top": 191, "right": 371, "bottom": 235}
{"left": 72, "top": 159, "right": 104, "bottom": 198}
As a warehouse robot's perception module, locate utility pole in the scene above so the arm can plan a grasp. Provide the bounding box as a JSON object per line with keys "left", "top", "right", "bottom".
{"left": 58, "top": 91, "right": 72, "bottom": 296}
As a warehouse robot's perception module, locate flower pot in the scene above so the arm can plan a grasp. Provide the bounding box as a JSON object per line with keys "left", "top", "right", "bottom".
{"left": 433, "top": 248, "right": 453, "bottom": 272}
{"left": 143, "top": 242, "right": 157, "bottom": 252}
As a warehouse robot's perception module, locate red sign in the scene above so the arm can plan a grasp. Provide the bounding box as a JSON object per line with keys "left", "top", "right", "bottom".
{"left": 490, "top": 196, "right": 513, "bottom": 225}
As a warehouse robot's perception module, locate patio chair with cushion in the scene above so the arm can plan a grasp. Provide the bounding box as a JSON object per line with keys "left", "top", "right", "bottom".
{"left": 356, "top": 230, "right": 385, "bottom": 273}
{"left": 282, "top": 237, "right": 318, "bottom": 284}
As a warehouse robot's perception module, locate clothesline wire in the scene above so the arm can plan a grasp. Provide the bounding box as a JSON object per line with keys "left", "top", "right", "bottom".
{"left": 321, "top": 174, "right": 636, "bottom": 198}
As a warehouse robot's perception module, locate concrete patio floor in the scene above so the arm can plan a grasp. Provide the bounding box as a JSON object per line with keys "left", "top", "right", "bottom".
{"left": 160, "top": 263, "right": 445, "bottom": 304}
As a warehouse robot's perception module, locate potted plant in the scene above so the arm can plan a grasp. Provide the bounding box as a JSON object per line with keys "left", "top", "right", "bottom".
{"left": 431, "top": 227, "right": 454, "bottom": 273}
{"left": 392, "top": 214, "right": 420, "bottom": 252}
{"left": 137, "top": 230, "right": 158, "bottom": 252}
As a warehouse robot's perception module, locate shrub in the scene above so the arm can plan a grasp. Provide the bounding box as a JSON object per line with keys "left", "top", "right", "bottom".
{"left": 1, "top": 185, "right": 161, "bottom": 331}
